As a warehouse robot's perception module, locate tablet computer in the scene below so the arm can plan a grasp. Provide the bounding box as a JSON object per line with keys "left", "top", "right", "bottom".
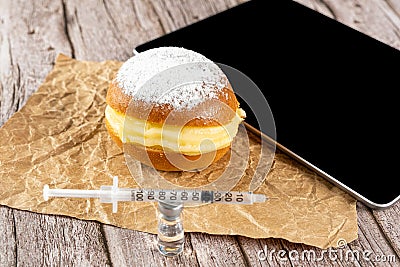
{"left": 135, "top": 0, "right": 400, "bottom": 208}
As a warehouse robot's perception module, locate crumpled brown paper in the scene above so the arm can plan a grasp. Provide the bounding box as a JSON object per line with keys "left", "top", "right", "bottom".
{"left": 0, "top": 54, "right": 357, "bottom": 249}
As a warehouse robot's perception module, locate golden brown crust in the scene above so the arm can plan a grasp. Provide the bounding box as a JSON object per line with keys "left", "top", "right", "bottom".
{"left": 106, "top": 81, "right": 132, "bottom": 115}
{"left": 105, "top": 118, "right": 230, "bottom": 171}
{"left": 106, "top": 80, "right": 239, "bottom": 127}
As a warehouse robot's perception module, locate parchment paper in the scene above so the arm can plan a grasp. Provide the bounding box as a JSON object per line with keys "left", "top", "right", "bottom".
{"left": 0, "top": 54, "right": 357, "bottom": 249}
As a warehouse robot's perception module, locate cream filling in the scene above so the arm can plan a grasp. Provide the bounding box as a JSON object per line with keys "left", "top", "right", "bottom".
{"left": 105, "top": 105, "right": 245, "bottom": 155}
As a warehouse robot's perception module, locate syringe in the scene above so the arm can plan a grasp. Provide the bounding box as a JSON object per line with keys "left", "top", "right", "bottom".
{"left": 43, "top": 176, "right": 267, "bottom": 212}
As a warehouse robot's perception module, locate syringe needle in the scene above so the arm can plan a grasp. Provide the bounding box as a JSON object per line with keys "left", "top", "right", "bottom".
{"left": 252, "top": 193, "right": 267, "bottom": 203}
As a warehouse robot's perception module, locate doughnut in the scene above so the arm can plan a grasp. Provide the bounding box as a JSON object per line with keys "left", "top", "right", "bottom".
{"left": 105, "top": 47, "right": 246, "bottom": 171}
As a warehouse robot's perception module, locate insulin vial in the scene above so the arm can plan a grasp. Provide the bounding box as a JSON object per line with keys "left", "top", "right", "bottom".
{"left": 157, "top": 202, "right": 184, "bottom": 256}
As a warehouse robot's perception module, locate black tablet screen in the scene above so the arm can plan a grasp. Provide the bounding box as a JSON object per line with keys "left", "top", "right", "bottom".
{"left": 136, "top": 0, "right": 400, "bottom": 206}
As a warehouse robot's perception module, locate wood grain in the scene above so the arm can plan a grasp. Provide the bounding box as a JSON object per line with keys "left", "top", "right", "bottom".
{"left": 348, "top": 203, "right": 399, "bottom": 266}
{"left": 372, "top": 201, "right": 400, "bottom": 257}
{"left": 1, "top": 0, "right": 400, "bottom": 266}
{"left": 12, "top": 210, "right": 111, "bottom": 266}
{"left": 0, "top": 206, "right": 16, "bottom": 266}
{"left": 295, "top": 0, "right": 400, "bottom": 49}
{"left": 0, "top": 0, "right": 72, "bottom": 126}
{"left": 190, "top": 233, "right": 248, "bottom": 267}
{"left": 102, "top": 224, "right": 199, "bottom": 267}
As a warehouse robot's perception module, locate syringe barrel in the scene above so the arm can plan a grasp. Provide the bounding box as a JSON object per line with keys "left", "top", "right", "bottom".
{"left": 99, "top": 186, "right": 132, "bottom": 202}
{"left": 44, "top": 185, "right": 265, "bottom": 205}
{"left": 129, "top": 189, "right": 258, "bottom": 204}
{"left": 208, "top": 191, "right": 256, "bottom": 204}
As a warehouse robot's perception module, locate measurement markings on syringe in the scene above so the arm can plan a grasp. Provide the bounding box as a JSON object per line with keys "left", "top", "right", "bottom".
{"left": 129, "top": 189, "right": 254, "bottom": 203}
{"left": 131, "top": 189, "right": 201, "bottom": 202}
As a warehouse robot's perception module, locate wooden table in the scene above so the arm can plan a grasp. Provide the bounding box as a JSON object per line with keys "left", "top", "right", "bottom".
{"left": 1, "top": 0, "right": 399, "bottom": 266}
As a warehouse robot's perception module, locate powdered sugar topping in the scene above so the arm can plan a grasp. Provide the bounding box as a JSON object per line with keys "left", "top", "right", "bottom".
{"left": 115, "top": 47, "right": 227, "bottom": 110}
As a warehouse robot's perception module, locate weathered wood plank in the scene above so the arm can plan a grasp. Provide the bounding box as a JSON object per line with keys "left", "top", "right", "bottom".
{"left": 0, "top": 206, "right": 16, "bottom": 266}
{"left": 190, "top": 233, "right": 247, "bottom": 267}
{"left": 238, "top": 236, "right": 364, "bottom": 267}
{"left": 347, "top": 203, "right": 399, "bottom": 266}
{"left": 372, "top": 201, "right": 400, "bottom": 258}
{"left": 12, "top": 210, "right": 111, "bottom": 266}
{"left": 277, "top": 239, "right": 350, "bottom": 267}
{"left": 0, "top": 0, "right": 72, "bottom": 126}
{"left": 295, "top": 0, "right": 400, "bottom": 49}
{"left": 102, "top": 224, "right": 199, "bottom": 266}
{"left": 236, "top": 237, "right": 293, "bottom": 267}
{"left": 62, "top": 0, "right": 244, "bottom": 62}
{"left": 62, "top": 0, "right": 133, "bottom": 61}
{"left": 295, "top": 0, "right": 338, "bottom": 19}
